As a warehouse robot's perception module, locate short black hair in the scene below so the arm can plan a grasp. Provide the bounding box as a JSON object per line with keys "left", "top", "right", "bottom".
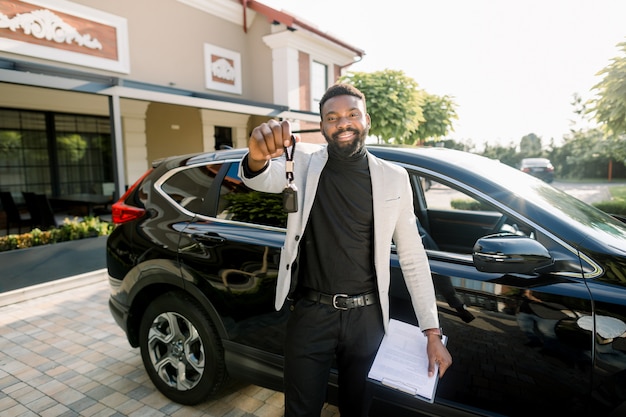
{"left": 319, "top": 83, "right": 366, "bottom": 116}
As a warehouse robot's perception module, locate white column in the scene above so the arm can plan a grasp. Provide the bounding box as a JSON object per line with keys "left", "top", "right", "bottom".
{"left": 120, "top": 99, "right": 150, "bottom": 186}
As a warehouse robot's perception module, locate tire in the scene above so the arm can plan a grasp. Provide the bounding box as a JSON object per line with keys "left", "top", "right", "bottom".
{"left": 139, "top": 291, "right": 226, "bottom": 405}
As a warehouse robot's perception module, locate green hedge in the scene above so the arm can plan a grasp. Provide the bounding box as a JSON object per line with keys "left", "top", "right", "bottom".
{"left": 451, "top": 197, "right": 626, "bottom": 217}
{"left": 450, "top": 199, "right": 491, "bottom": 211}
{"left": 592, "top": 200, "right": 626, "bottom": 216}
{"left": 0, "top": 216, "right": 113, "bottom": 252}
{"left": 225, "top": 191, "right": 287, "bottom": 228}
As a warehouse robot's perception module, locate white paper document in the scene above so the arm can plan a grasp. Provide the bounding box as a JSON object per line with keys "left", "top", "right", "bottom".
{"left": 367, "top": 319, "right": 447, "bottom": 403}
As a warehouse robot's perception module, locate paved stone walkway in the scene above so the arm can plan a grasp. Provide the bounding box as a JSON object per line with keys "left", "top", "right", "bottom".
{"left": 0, "top": 274, "right": 340, "bottom": 417}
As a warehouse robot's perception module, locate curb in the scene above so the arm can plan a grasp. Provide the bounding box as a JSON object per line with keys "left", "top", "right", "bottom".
{"left": 0, "top": 268, "right": 107, "bottom": 307}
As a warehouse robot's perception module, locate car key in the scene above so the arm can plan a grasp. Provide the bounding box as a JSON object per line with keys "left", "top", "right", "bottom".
{"left": 282, "top": 183, "right": 298, "bottom": 213}
{"left": 282, "top": 135, "right": 298, "bottom": 213}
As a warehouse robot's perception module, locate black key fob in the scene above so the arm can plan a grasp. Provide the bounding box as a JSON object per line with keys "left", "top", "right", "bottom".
{"left": 282, "top": 184, "right": 298, "bottom": 213}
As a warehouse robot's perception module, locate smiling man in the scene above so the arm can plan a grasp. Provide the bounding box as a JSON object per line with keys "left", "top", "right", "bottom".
{"left": 240, "top": 83, "right": 451, "bottom": 417}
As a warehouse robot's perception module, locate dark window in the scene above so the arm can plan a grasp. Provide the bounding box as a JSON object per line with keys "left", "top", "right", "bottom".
{"left": 54, "top": 114, "right": 113, "bottom": 195}
{"left": 161, "top": 161, "right": 287, "bottom": 228}
{"left": 0, "top": 108, "right": 112, "bottom": 200}
{"left": 214, "top": 126, "right": 232, "bottom": 150}
{"left": 161, "top": 164, "right": 219, "bottom": 214}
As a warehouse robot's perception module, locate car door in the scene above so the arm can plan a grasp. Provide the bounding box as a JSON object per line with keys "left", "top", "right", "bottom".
{"left": 386, "top": 168, "right": 601, "bottom": 417}
{"left": 173, "top": 161, "right": 288, "bottom": 389}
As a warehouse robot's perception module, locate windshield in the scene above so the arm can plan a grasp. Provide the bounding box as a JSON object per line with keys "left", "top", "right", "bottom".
{"left": 462, "top": 152, "right": 626, "bottom": 250}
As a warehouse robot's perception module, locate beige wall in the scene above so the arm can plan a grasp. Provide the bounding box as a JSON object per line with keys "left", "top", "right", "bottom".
{"left": 243, "top": 12, "right": 275, "bottom": 102}
{"left": 145, "top": 103, "right": 203, "bottom": 163}
{"left": 0, "top": 83, "right": 109, "bottom": 115}
{"left": 73, "top": 0, "right": 275, "bottom": 102}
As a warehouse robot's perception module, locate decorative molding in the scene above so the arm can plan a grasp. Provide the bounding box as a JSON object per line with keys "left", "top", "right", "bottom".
{"left": 263, "top": 29, "right": 355, "bottom": 66}
{"left": 0, "top": 0, "right": 129, "bottom": 73}
{"left": 0, "top": 8, "right": 102, "bottom": 50}
{"left": 204, "top": 43, "right": 242, "bottom": 95}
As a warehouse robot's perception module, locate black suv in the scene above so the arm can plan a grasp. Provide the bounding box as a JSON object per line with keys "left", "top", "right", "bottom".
{"left": 107, "top": 146, "right": 626, "bottom": 417}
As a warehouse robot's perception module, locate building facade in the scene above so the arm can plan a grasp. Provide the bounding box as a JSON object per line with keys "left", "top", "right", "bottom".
{"left": 0, "top": 0, "right": 363, "bottom": 202}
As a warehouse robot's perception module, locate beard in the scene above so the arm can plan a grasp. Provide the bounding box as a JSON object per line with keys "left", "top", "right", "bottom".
{"left": 323, "top": 126, "right": 369, "bottom": 159}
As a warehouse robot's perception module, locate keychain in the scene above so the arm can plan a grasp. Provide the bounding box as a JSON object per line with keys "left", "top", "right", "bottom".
{"left": 282, "top": 135, "right": 298, "bottom": 213}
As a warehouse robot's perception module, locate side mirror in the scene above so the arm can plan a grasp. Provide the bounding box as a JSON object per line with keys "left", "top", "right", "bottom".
{"left": 472, "top": 233, "right": 553, "bottom": 274}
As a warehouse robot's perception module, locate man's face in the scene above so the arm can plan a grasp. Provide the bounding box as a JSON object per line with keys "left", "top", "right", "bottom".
{"left": 320, "top": 95, "right": 371, "bottom": 158}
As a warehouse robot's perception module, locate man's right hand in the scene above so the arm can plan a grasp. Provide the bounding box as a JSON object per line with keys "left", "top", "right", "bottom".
{"left": 247, "top": 120, "right": 292, "bottom": 172}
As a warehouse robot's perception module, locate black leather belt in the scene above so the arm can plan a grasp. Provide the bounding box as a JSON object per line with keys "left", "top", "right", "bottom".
{"left": 302, "top": 288, "right": 378, "bottom": 310}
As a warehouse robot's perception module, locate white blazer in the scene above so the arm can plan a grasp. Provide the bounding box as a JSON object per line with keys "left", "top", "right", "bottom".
{"left": 240, "top": 142, "right": 440, "bottom": 333}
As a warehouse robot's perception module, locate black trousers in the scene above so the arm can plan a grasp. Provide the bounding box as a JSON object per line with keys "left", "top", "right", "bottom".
{"left": 284, "top": 298, "right": 385, "bottom": 417}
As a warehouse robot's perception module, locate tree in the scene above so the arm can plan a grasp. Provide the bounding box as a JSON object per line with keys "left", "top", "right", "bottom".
{"left": 409, "top": 92, "right": 458, "bottom": 145}
{"left": 340, "top": 70, "right": 458, "bottom": 145}
{"left": 423, "top": 137, "right": 468, "bottom": 151}
{"left": 554, "top": 127, "right": 606, "bottom": 178}
{"left": 569, "top": 93, "right": 591, "bottom": 130}
{"left": 480, "top": 142, "right": 519, "bottom": 168}
{"left": 340, "top": 69, "right": 423, "bottom": 144}
{"left": 589, "top": 39, "right": 626, "bottom": 136}
{"left": 584, "top": 46, "right": 626, "bottom": 178}
{"left": 519, "top": 133, "right": 542, "bottom": 157}
{"left": 0, "top": 131, "right": 21, "bottom": 154}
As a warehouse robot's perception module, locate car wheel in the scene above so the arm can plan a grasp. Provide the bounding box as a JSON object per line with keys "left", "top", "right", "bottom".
{"left": 139, "top": 291, "right": 226, "bottom": 405}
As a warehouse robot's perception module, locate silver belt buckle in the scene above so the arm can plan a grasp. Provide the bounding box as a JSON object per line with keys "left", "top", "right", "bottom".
{"left": 332, "top": 293, "right": 349, "bottom": 310}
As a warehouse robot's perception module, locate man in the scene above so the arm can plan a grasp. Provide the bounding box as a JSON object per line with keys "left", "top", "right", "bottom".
{"left": 240, "top": 83, "right": 451, "bottom": 417}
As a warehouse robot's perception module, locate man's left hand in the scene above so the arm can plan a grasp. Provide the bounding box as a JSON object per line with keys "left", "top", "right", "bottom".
{"left": 426, "top": 335, "right": 452, "bottom": 378}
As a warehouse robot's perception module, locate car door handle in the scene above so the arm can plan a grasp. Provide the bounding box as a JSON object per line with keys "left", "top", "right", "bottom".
{"left": 192, "top": 233, "right": 226, "bottom": 246}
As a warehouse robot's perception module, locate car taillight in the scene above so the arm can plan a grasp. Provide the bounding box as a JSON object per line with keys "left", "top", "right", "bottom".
{"left": 112, "top": 203, "right": 145, "bottom": 224}
{"left": 111, "top": 168, "right": 153, "bottom": 224}
{"left": 522, "top": 168, "right": 530, "bottom": 173}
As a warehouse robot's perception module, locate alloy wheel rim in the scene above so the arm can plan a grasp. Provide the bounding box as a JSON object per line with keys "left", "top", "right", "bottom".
{"left": 147, "top": 312, "right": 205, "bottom": 390}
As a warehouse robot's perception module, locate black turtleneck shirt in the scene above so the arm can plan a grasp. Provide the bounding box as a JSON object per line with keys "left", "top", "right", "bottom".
{"left": 298, "top": 146, "right": 376, "bottom": 295}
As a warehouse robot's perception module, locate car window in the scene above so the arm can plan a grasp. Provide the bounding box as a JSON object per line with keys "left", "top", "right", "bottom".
{"left": 160, "top": 162, "right": 287, "bottom": 228}
{"left": 409, "top": 171, "right": 535, "bottom": 254}
{"left": 160, "top": 164, "right": 218, "bottom": 214}
{"left": 216, "top": 162, "right": 287, "bottom": 229}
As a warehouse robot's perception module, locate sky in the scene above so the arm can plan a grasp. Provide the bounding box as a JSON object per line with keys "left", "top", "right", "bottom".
{"left": 261, "top": 0, "right": 626, "bottom": 148}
